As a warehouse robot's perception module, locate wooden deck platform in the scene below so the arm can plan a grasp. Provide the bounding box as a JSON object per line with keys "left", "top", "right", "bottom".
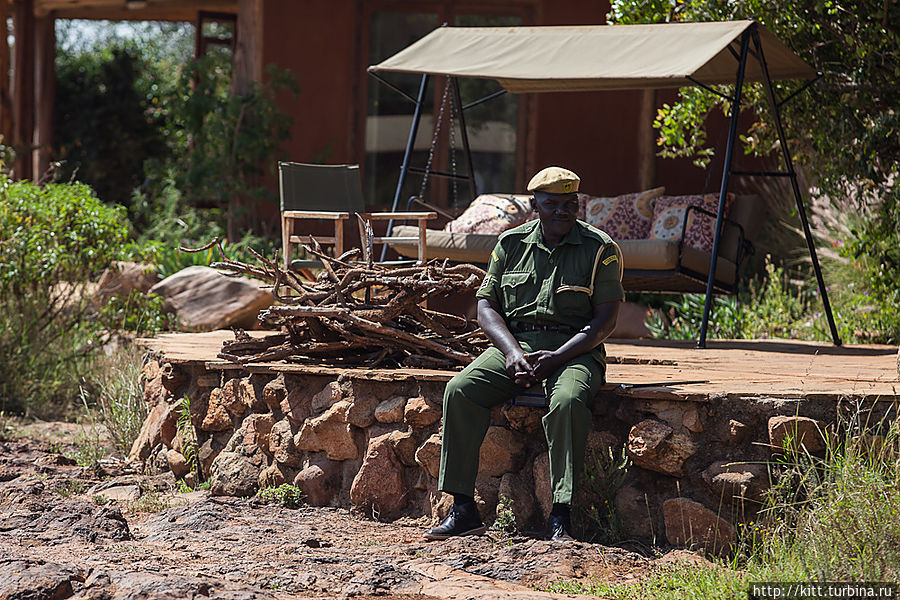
{"left": 137, "top": 331, "right": 899, "bottom": 401}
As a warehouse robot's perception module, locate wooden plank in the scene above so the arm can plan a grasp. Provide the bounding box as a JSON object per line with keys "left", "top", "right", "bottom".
{"left": 358, "top": 212, "right": 438, "bottom": 220}
{"left": 283, "top": 211, "right": 350, "bottom": 219}
{"left": 136, "top": 332, "right": 900, "bottom": 399}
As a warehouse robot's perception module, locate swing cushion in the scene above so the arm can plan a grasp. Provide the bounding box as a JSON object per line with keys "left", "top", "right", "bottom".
{"left": 444, "top": 194, "right": 533, "bottom": 235}
{"left": 650, "top": 193, "right": 735, "bottom": 252}
{"left": 582, "top": 187, "right": 665, "bottom": 239}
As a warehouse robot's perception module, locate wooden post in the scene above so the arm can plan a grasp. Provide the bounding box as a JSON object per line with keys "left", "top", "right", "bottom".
{"left": 12, "top": 0, "right": 34, "bottom": 181}
{"left": 0, "top": 0, "right": 12, "bottom": 149}
{"left": 232, "top": 0, "right": 262, "bottom": 94}
{"left": 33, "top": 12, "right": 54, "bottom": 180}
{"left": 637, "top": 89, "right": 657, "bottom": 190}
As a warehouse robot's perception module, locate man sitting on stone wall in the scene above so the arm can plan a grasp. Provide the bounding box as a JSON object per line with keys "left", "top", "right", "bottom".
{"left": 424, "top": 166, "right": 624, "bottom": 542}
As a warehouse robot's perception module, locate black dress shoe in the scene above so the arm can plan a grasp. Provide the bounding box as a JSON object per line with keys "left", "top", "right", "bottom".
{"left": 423, "top": 502, "right": 486, "bottom": 540}
{"left": 549, "top": 513, "right": 575, "bottom": 542}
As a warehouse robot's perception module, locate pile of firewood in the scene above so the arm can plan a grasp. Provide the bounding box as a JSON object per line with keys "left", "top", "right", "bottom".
{"left": 184, "top": 233, "right": 488, "bottom": 369}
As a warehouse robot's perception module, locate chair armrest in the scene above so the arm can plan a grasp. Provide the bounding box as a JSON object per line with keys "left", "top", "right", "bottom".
{"left": 359, "top": 211, "right": 437, "bottom": 220}
{"left": 282, "top": 211, "right": 351, "bottom": 219}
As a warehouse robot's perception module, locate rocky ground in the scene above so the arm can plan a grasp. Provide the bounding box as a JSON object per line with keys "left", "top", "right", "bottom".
{"left": 0, "top": 426, "right": 700, "bottom": 600}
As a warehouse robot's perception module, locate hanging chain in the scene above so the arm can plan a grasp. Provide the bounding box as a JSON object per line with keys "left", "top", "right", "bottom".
{"left": 418, "top": 77, "right": 454, "bottom": 201}
{"left": 447, "top": 81, "right": 460, "bottom": 209}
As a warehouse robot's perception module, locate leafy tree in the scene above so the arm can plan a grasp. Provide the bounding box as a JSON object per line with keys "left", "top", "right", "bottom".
{"left": 146, "top": 54, "right": 298, "bottom": 241}
{"left": 54, "top": 43, "right": 167, "bottom": 208}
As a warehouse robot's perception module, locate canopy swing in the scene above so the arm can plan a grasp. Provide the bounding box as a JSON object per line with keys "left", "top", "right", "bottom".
{"left": 368, "top": 20, "right": 840, "bottom": 348}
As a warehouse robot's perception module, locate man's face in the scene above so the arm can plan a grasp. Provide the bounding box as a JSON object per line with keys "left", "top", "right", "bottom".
{"left": 532, "top": 191, "right": 578, "bottom": 239}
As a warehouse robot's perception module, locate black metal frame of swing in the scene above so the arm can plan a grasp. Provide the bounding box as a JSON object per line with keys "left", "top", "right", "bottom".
{"left": 368, "top": 21, "right": 842, "bottom": 348}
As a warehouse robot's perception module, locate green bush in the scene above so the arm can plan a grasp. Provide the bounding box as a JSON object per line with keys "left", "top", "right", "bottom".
{"left": 256, "top": 484, "right": 305, "bottom": 509}
{"left": 0, "top": 175, "right": 130, "bottom": 414}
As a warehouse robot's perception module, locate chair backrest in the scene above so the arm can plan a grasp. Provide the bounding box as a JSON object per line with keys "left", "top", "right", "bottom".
{"left": 278, "top": 162, "right": 365, "bottom": 213}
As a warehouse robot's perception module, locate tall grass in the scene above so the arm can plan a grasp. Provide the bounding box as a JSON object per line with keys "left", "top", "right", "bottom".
{"left": 78, "top": 343, "right": 148, "bottom": 459}
{"left": 545, "top": 408, "right": 900, "bottom": 598}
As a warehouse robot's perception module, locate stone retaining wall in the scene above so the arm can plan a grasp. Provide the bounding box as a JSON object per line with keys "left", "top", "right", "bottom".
{"left": 130, "top": 355, "right": 866, "bottom": 551}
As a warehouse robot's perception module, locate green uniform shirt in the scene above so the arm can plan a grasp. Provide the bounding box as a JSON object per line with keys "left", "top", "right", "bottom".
{"left": 476, "top": 218, "right": 625, "bottom": 334}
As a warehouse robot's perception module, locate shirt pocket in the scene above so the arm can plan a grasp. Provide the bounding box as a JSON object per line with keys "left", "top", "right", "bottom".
{"left": 500, "top": 271, "right": 532, "bottom": 308}
{"left": 554, "top": 275, "right": 592, "bottom": 315}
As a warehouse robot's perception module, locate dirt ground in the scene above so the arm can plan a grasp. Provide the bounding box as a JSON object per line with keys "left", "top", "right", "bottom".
{"left": 0, "top": 422, "right": 696, "bottom": 600}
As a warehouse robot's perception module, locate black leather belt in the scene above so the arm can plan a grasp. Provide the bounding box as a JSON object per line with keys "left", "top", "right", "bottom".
{"left": 509, "top": 320, "right": 575, "bottom": 333}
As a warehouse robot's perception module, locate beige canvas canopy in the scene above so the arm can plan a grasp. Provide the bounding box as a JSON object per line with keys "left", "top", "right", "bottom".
{"left": 368, "top": 20, "right": 815, "bottom": 92}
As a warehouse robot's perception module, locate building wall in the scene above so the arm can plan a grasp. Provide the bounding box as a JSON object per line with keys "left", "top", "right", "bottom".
{"left": 255, "top": 0, "right": 713, "bottom": 212}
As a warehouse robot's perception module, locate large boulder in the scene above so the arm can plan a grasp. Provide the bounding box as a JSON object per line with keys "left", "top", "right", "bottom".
{"left": 269, "top": 419, "right": 301, "bottom": 467}
{"left": 663, "top": 497, "right": 735, "bottom": 555}
{"left": 498, "top": 472, "right": 536, "bottom": 529}
{"left": 532, "top": 451, "right": 552, "bottom": 520}
{"left": 615, "top": 485, "right": 654, "bottom": 539}
{"left": 149, "top": 265, "right": 272, "bottom": 332}
{"left": 375, "top": 396, "right": 407, "bottom": 424}
{"left": 626, "top": 419, "right": 697, "bottom": 477}
{"left": 128, "top": 401, "right": 177, "bottom": 462}
{"left": 350, "top": 433, "right": 408, "bottom": 519}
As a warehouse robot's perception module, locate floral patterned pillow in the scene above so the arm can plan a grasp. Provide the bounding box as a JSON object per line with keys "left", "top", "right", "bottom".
{"left": 444, "top": 194, "right": 533, "bottom": 235}
{"left": 583, "top": 187, "right": 664, "bottom": 239}
{"left": 649, "top": 193, "right": 735, "bottom": 252}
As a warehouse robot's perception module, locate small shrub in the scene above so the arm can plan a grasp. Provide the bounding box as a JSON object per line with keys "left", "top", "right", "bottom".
{"left": 175, "top": 396, "right": 200, "bottom": 478}
{"left": 256, "top": 484, "right": 304, "bottom": 509}
{"left": 55, "top": 479, "right": 86, "bottom": 498}
{"left": 489, "top": 494, "right": 517, "bottom": 535}
{"left": 96, "top": 290, "right": 174, "bottom": 334}
{"left": 575, "top": 445, "right": 631, "bottom": 544}
{"left": 130, "top": 490, "right": 173, "bottom": 513}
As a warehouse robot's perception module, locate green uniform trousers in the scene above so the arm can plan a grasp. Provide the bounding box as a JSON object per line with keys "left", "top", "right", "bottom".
{"left": 438, "top": 331, "right": 604, "bottom": 505}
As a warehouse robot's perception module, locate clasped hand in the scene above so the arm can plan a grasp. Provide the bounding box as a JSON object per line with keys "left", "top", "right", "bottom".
{"left": 506, "top": 350, "right": 562, "bottom": 387}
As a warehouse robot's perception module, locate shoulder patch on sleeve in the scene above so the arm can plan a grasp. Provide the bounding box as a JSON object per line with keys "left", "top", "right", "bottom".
{"left": 602, "top": 254, "right": 618, "bottom": 266}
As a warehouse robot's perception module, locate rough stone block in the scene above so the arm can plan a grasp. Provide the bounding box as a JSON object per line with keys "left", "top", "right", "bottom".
{"left": 663, "top": 497, "right": 735, "bottom": 554}
{"left": 626, "top": 419, "right": 696, "bottom": 477}
{"left": 768, "top": 415, "right": 826, "bottom": 454}
{"left": 296, "top": 401, "right": 358, "bottom": 461}
{"left": 295, "top": 462, "right": 342, "bottom": 506}
{"left": 350, "top": 433, "right": 408, "bottom": 519}
{"left": 404, "top": 395, "right": 442, "bottom": 428}
{"left": 415, "top": 434, "right": 442, "bottom": 479}
{"left": 375, "top": 396, "right": 407, "bottom": 424}
{"left": 478, "top": 426, "right": 524, "bottom": 477}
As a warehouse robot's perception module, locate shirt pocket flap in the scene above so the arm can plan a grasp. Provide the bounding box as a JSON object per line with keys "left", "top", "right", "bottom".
{"left": 500, "top": 272, "right": 531, "bottom": 289}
